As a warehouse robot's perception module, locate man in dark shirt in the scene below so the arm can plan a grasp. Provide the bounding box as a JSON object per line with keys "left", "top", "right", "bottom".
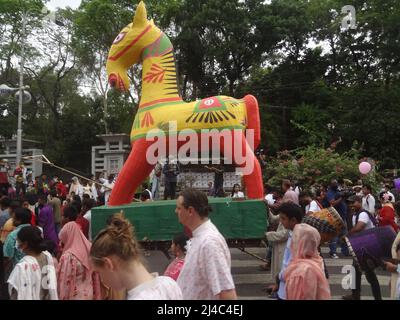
{"left": 163, "top": 158, "right": 180, "bottom": 200}
{"left": 326, "top": 179, "right": 350, "bottom": 258}
{"left": 205, "top": 164, "right": 224, "bottom": 197}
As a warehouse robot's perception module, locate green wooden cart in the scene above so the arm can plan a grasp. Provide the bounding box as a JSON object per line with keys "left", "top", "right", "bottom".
{"left": 91, "top": 198, "right": 268, "bottom": 257}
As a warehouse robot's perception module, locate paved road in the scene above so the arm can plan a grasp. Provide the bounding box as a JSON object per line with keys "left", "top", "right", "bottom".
{"left": 146, "top": 246, "right": 392, "bottom": 300}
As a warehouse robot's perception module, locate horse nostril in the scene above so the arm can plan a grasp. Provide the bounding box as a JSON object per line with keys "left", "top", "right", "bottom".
{"left": 109, "top": 74, "right": 118, "bottom": 87}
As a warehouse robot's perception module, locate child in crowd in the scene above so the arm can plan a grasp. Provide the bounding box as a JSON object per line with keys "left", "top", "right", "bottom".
{"left": 8, "top": 226, "right": 58, "bottom": 300}
{"left": 164, "top": 233, "right": 189, "bottom": 281}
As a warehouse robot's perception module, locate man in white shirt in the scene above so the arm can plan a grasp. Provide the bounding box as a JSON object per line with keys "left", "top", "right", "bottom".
{"left": 299, "top": 192, "right": 322, "bottom": 215}
{"left": 353, "top": 185, "right": 363, "bottom": 197}
{"left": 264, "top": 184, "right": 275, "bottom": 206}
{"left": 100, "top": 174, "right": 115, "bottom": 204}
{"left": 176, "top": 189, "right": 237, "bottom": 300}
{"left": 362, "top": 184, "right": 376, "bottom": 215}
{"left": 150, "top": 162, "right": 162, "bottom": 200}
{"left": 343, "top": 195, "right": 381, "bottom": 300}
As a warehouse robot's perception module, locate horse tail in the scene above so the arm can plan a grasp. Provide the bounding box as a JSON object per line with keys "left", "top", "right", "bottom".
{"left": 243, "top": 94, "right": 261, "bottom": 150}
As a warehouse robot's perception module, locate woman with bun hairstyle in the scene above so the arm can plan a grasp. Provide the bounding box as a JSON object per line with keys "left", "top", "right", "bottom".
{"left": 90, "top": 213, "right": 182, "bottom": 300}
{"left": 8, "top": 226, "right": 58, "bottom": 300}
{"left": 57, "top": 222, "right": 101, "bottom": 300}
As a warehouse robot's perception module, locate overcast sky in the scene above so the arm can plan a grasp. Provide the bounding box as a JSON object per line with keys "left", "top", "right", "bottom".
{"left": 47, "top": 0, "right": 82, "bottom": 11}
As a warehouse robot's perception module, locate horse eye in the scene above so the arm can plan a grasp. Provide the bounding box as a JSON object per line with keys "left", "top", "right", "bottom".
{"left": 113, "top": 32, "right": 127, "bottom": 44}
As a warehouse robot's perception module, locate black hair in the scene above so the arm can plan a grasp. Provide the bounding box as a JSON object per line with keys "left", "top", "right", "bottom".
{"left": 38, "top": 194, "right": 47, "bottom": 202}
{"left": 17, "top": 226, "right": 48, "bottom": 254}
{"left": 63, "top": 205, "right": 78, "bottom": 221}
{"left": 140, "top": 190, "right": 151, "bottom": 201}
{"left": 10, "top": 200, "right": 22, "bottom": 212}
{"left": 276, "top": 202, "right": 304, "bottom": 223}
{"left": 363, "top": 184, "right": 372, "bottom": 192}
{"left": 180, "top": 188, "right": 212, "bottom": 218}
{"left": 72, "top": 195, "right": 81, "bottom": 204}
{"left": 82, "top": 198, "right": 94, "bottom": 210}
{"left": 142, "top": 183, "right": 149, "bottom": 190}
{"left": 0, "top": 196, "right": 10, "bottom": 208}
{"left": 173, "top": 233, "right": 189, "bottom": 253}
{"left": 299, "top": 191, "right": 312, "bottom": 198}
{"left": 82, "top": 193, "right": 91, "bottom": 200}
{"left": 231, "top": 184, "right": 241, "bottom": 197}
{"left": 315, "top": 189, "right": 323, "bottom": 197}
{"left": 43, "top": 239, "right": 57, "bottom": 256}
{"left": 71, "top": 200, "right": 82, "bottom": 214}
{"left": 14, "top": 207, "right": 32, "bottom": 224}
{"left": 50, "top": 189, "right": 57, "bottom": 197}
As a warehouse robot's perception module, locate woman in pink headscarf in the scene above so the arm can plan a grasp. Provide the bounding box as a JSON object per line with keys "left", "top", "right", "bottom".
{"left": 57, "top": 222, "right": 101, "bottom": 300}
{"left": 284, "top": 223, "right": 331, "bottom": 300}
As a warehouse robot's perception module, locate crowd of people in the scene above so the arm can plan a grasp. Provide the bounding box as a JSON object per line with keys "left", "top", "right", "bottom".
{"left": 262, "top": 178, "right": 400, "bottom": 300}
{"left": 0, "top": 182, "right": 239, "bottom": 300}
{"left": 1, "top": 155, "right": 400, "bottom": 300}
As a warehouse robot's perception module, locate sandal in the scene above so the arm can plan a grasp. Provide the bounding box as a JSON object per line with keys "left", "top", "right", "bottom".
{"left": 259, "top": 263, "right": 271, "bottom": 271}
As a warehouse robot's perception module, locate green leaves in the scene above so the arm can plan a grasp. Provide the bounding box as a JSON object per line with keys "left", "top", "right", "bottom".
{"left": 265, "top": 143, "right": 382, "bottom": 192}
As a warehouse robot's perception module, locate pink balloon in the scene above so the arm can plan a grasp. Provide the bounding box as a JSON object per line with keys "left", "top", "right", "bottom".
{"left": 359, "top": 162, "right": 372, "bottom": 175}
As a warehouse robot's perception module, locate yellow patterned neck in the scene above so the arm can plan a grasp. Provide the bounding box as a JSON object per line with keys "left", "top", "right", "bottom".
{"left": 140, "top": 33, "right": 181, "bottom": 107}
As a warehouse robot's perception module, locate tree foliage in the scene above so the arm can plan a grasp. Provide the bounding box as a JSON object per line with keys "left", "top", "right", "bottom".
{"left": 0, "top": 0, "right": 399, "bottom": 174}
{"left": 265, "top": 143, "right": 383, "bottom": 192}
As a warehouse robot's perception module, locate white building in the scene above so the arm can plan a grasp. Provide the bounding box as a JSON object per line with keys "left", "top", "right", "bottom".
{"left": 91, "top": 134, "right": 131, "bottom": 178}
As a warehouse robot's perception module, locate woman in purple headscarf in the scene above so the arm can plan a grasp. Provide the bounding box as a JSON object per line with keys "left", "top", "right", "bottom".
{"left": 37, "top": 195, "right": 59, "bottom": 253}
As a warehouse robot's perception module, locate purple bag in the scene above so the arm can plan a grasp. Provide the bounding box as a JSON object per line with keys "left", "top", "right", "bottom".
{"left": 394, "top": 178, "right": 400, "bottom": 191}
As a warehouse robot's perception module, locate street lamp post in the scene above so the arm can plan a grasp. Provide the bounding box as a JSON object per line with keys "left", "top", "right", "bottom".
{"left": 1, "top": 5, "right": 57, "bottom": 166}
{"left": 16, "top": 11, "right": 27, "bottom": 166}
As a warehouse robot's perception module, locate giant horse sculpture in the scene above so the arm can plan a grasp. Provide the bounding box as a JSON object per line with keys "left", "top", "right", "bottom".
{"left": 106, "top": 1, "right": 264, "bottom": 205}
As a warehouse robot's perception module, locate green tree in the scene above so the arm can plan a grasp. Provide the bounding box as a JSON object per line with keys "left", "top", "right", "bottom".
{"left": 72, "top": 0, "right": 138, "bottom": 134}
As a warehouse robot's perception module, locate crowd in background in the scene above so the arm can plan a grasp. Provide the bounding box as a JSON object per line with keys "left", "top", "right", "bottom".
{"left": 1, "top": 155, "right": 400, "bottom": 300}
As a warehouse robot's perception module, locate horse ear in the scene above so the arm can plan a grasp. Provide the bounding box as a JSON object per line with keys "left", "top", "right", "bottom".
{"left": 133, "top": 1, "right": 148, "bottom": 27}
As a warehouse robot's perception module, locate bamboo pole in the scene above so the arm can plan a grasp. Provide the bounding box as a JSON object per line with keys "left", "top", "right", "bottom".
{"left": 23, "top": 155, "right": 111, "bottom": 190}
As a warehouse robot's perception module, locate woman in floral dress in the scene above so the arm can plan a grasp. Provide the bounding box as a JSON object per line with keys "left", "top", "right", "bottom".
{"left": 57, "top": 221, "right": 101, "bottom": 300}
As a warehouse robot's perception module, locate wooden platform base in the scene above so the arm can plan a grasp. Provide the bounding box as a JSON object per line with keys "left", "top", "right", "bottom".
{"left": 91, "top": 198, "right": 268, "bottom": 243}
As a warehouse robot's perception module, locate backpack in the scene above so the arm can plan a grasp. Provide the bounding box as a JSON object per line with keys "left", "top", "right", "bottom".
{"left": 354, "top": 210, "right": 378, "bottom": 227}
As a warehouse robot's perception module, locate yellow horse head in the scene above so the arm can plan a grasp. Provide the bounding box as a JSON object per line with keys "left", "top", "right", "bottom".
{"left": 106, "top": 1, "right": 161, "bottom": 91}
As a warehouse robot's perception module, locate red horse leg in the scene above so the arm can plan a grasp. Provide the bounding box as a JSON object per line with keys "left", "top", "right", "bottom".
{"left": 221, "top": 131, "right": 264, "bottom": 199}
{"left": 108, "top": 138, "right": 155, "bottom": 206}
